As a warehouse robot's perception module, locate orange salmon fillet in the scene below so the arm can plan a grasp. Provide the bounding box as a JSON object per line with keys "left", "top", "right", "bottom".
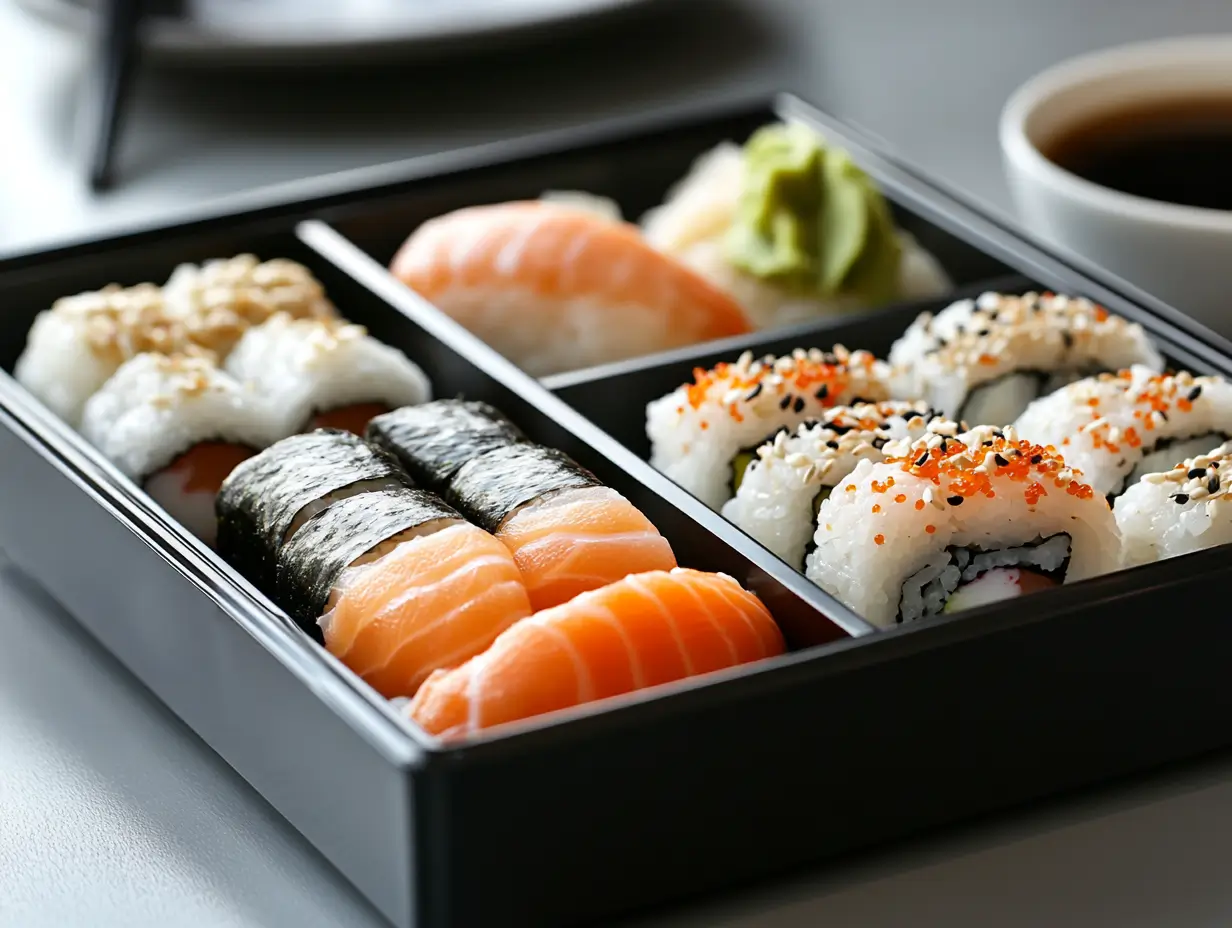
{"left": 322, "top": 522, "right": 532, "bottom": 698}
{"left": 408, "top": 568, "right": 785, "bottom": 739}
{"left": 499, "top": 486, "right": 677, "bottom": 611}
{"left": 389, "top": 202, "right": 753, "bottom": 375}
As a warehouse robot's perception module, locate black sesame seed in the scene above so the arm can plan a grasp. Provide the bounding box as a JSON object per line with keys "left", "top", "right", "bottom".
{"left": 915, "top": 452, "right": 929, "bottom": 467}
{"left": 982, "top": 439, "right": 994, "bottom": 447}
{"left": 1030, "top": 454, "right": 1042, "bottom": 464}
{"left": 745, "top": 383, "right": 763, "bottom": 400}
{"left": 977, "top": 328, "right": 991, "bottom": 337}
{"left": 815, "top": 384, "right": 829, "bottom": 400}
{"left": 1173, "top": 493, "right": 1189, "bottom": 505}
{"left": 1209, "top": 476, "right": 1221, "bottom": 494}
{"left": 994, "top": 453, "right": 1009, "bottom": 467}
{"left": 939, "top": 439, "right": 949, "bottom": 453}
{"left": 1189, "top": 385, "right": 1203, "bottom": 401}
{"left": 793, "top": 396, "right": 806, "bottom": 413}
{"left": 1188, "top": 468, "right": 1205, "bottom": 479}
{"left": 1061, "top": 331, "right": 1074, "bottom": 350}
{"left": 993, "top": 428, "right": 1005, "bottom": 438}
{"left": 827, "top": 440, "right": 840, "bottom": 450}
{"left": 1158, "top": 410, "right": 1169, "bottom": 422}
{"left": 947, "top": 495, "right": 964, "bottom": 506}
{"left": 779, "top": 394, "right": 792, "bottom": 410}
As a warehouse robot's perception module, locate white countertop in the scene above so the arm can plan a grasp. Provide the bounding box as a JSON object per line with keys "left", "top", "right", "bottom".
{"left": 5, "top": 1, "right": 1232, "bottom": 925}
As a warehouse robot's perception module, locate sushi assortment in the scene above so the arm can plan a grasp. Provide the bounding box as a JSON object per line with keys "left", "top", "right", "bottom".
{"left": 387, "top": 121, "right": 952, "bottom": 377}
{"left": 14, "top": 124, "right": 1232, "bottom": 746}
{"left": 14, "top": 255, "right": 432, "bottom": 547}
{"left": 646, "top": 289, "right": 1232, "bottom": 625}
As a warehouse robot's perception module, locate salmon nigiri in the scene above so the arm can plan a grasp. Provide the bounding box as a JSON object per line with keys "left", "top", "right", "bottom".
{"left": 407, "top": 568, "right": 786, "bottom": 739}
{"left": 446, "top": 443, "right": 677, "bottom": 611}
{"left": 389, "top": 200, "right": 753, "bottom": 376}
{"left": 281, "top": 489, "right": 533, "bottom": 698}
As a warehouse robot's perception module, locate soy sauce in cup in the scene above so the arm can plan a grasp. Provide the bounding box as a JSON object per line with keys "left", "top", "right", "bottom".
{"left": 1041, "top": 96, "right": 1232, "bottom": 211}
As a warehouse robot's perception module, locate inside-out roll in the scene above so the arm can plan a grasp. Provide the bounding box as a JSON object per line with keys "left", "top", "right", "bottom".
{"left": 646, "top": 345, "right": 893, "bottom": 509}
{"left": 225, "top": 313, "right": 432, "bottom": 437}
{"left": 365, "top": 399, "right": 527, "bottom": 493}
{"left": 1116, "top": 440, "right": 1232, "bottom": 567}
{"left": 720, "top": 400, "right": 958, "bottom": 568}
{"left": 215, "top": 429, "right": 411, "bottom": 594}
{"left": 278, "top": 487, "right": 532, "bottom": 695}
{"left": 80, "top": 353, "right": 284, "bottom": 546}
{"left": 1014, "top": 366, "right": 1232, "bottom": 498}
{"left": 805, "top": 424, "right": 1121, "bottom": 627}
{"left": 447, "top": 443, "right": 677, "bottom": 611}
{"left": 889, "top": 291, "right": 1164, "bottom": 426}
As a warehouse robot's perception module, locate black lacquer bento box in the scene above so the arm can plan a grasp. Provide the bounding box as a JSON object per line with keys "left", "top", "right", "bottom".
{"left": 3, "top": 94, "right": 1232, "bottom": 928}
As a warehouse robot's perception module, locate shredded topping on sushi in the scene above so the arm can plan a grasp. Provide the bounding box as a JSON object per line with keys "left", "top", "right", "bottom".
{"left": 885, "top": 425, "right": 1096, "bottom": 505}
{"left": 755, "top": 400, "right": 950, "bottom": 483}
{"left": 49, "top": 284, "right": 198, "bottom": 363}
{"left": 899, "top": 291, "right": 1139, "bottom": 368}
{"left": 1051, "top": 368, "right": 1222, "bottom": 450}
{"left": 1139, "top": 440, "right": 1232, "bottom": 505}
{"left": 164, "top": 254, "right": 335, "bottom": 324}
{"left": 242, "top": 313, "right": 373, "bottom": 369}
{"left": 681, "top": 345, "right": 891, "bottom": 418}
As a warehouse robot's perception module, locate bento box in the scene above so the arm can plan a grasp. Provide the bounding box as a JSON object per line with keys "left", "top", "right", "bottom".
{"left": 3, "top": 94, "right": 1232, "bottom": 928}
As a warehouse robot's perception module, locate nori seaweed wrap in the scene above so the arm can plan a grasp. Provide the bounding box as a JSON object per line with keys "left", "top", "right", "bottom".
{"left": 446, "top": 443, "right": 601, "bottom": 534}
{"left": 365, "top": 400, "right": 526, "bottom": 492}
{"left": 275, "top": 487, "right": 462, "bottom": 631}
{"left": 216, "top": 429, "right": 411, "bottom": 595}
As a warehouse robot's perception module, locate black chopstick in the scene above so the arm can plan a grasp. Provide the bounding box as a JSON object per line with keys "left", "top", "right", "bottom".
{"left": 82, "top": 0, "right": 146, "bottom": 192}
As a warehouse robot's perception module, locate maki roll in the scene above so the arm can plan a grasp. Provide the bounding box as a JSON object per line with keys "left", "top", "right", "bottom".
{"left": 279, "top": 488, "right": 532, "bottom": 697}
{"left": 388, "top": 200, "right": 752, "bottom": 377}
{"left": 15, "top": 284, "right": 201, "bottom": 427}
{"left": 639, "top": 122, "right": 951, "bottom": 329}
{"left": 366, "top": 400, "right": 527, "bottom": 492}
{"left": 720, "top": 401, "right": 957, "bottom": 568}
{"left": 806, "top": 424, "right": 1121, "bottom": 627}
{"left": 216, "top": 429, "right": 411, "bottom": 594}
{"left": 1013, "top": 366, "right": 1232, "bottom": 498}
{"left": 80, "top": 353, "right": 283, "bottom": 546}
{"left": 225, "top": 313, "right": 432, "bottom": 437}
{"left": 408, "top": 568, "right": 785, "bottom": 740}
{"left": 889, "top": 292, "right": 1164, "bottom": 425}
{"left": 1116, "top": 441, "right": 1232, "bottom": 566}
{"left": 447, "top": 444, "right": 677, "bottom": 611}
{"left": 646, "top": 345, "right": 893, "bottom": 509}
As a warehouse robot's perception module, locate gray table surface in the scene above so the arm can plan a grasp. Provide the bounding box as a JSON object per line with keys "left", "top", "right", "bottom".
{"left": 5, "top": 2, "right": 1232, "bottom": 925}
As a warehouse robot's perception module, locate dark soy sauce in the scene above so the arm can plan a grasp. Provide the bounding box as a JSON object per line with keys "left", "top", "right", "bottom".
{"left": 1042, "top": 97, "right": 1232, "bottom": 210}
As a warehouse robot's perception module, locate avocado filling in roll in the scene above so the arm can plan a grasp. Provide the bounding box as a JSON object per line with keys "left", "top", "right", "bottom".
{"left": 897, "top": 533, "right": 1071, "bottom": 623}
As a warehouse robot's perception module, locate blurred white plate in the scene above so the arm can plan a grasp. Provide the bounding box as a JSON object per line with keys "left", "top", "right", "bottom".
{"left": 14, "top": 0, "right": 656, "bottom": 63}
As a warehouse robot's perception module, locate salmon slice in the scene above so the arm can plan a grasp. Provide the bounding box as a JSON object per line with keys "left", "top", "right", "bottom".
{"left": 498, "top": 486, "right": 678, "bottom": 611}
{"left": 407, "top": 568, "right": 786, "bottom": 739}
{"left": 321, "top": 522, "right": 532, "bottom": 698}
{"left": 389, "top": 201, "right": 753, "bottom": 376}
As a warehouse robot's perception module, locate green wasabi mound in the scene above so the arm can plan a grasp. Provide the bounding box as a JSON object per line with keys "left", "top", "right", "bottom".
{"left": 724, "top": 122, "right": 903, "bottom": 305}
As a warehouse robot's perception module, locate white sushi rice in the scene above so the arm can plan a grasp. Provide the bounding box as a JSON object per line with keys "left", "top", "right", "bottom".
{"left": 81, "top": 353, "right": 284, "bottom": 481}
{"left": 1013, "top": 366, "right": 1232, "bottom": 498}
{"left": 224, "top": 313, "right": 432, "bottom": 433}
{"left": 538, "top": 190, "right": 624, "bottom": 223}
{"left": 1116, "top": 441, "right": 1232, "bottom": 566}
{"left": 14, "top": 284, "right": 197, "bottom": 428}
{"left": 720, "top": 400, "right": 953, "bottom": 567}
{"left": 646, "top": 346, "right": 894, "bottom": 509}
{"left": 888, "top": 292, "right": 1165, "bottom": 424}
{"left": 639, "top": 136, "right": 952, "bottom": 329}
{"left": 805, "top": 424, "right": 1121, "bottom": 628}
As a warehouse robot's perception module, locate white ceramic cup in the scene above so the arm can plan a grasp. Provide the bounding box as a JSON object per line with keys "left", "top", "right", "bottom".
{"left": 1000, "top": 36, "right": 1232, "bottom": 336}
